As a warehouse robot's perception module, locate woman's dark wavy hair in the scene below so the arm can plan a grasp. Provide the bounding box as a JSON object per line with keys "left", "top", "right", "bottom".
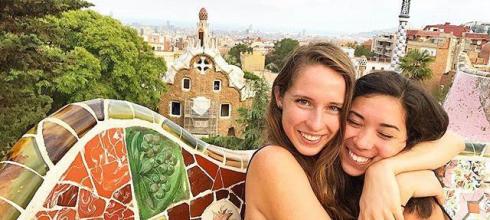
{"left": 352, "top": 71, "right": 449, "bottom": 218}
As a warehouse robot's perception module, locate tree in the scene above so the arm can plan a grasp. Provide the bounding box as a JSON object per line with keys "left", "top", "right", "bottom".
{"left": 237, "top": 76, "right": 270, "bottom": 150}
{"left": 226, "top": 43, "right": 252, "bottom": 66}
{"left": 201, "top": 75, "right": 270, "bottom": 150}
{"left": 354, "top": 45, "right": 373, "bottom": 57}
{"left": 0, "top": 0, "right": 93, "bottom": 158}
{"left": 0, "top": 3, "right": 167, "bottom": 158}
{"left": 266, "top": 38, "right": 299, "bottom": 72}
{"left": 399, "top": 49, "right": 435, "bottom": 81}
{"left": 46, "top": 10, "right": 166, "bottom": 110}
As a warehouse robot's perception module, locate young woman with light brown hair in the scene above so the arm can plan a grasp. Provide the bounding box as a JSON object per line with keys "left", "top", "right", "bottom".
{"left": 244, "top": 42, "right": 463, "bottom": 220}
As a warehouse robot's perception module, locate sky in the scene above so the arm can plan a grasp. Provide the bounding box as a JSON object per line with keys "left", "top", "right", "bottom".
{"left": 87, "top": 0, "right": 490, "bottom": 34}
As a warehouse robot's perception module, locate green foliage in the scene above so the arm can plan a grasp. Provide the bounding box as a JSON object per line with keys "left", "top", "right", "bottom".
{"left": 201, "top": 76, "right": 270, "bottom": 150}
{"left": 237, "top": 77, "right": 270, "bottom": 150}
{"left": 400, "top": 49, "right": 435, "bottom": 81}
{"left": 354, "top": 45, "right": 374, "bottom": 58}
{"left": 201, "top": 135, "right": 244, "bottom": 150}
{"left": 226, "top": 43, "right": 253, "bottom": 66}
{"left": 0, "top": 2, "right": 167, "bottom": 158}
{"left": 47, "top": 10, "right": 167, "bottom": 110}
{"left": 266, "top": 38, "right": 299, "bottom": 72}
{"left": 243, "top": 71, "right": 260, "bottom": 80}
{"left": 0, "top": 0, "right": 92, "bottom": 159}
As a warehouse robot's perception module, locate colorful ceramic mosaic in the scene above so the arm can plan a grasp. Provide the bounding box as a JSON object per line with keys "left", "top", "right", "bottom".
{"left": 443, "top": 70, "right": 490, "bottom": 142}
{"left": 0, "top": 98, "right": 488, "bottom": 219}
{"left": 0, "top": 99, "right": 251, "bottom": 220}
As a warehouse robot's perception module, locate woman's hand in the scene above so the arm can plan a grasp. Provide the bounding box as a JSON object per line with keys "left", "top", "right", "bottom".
{"left": 359, "top": 160, "right": 404, "bottom": 220}
{"left": 397, "top": 170, "right": 445, "bottom": 206}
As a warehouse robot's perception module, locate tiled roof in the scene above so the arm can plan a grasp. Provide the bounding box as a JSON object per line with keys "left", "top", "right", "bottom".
{"left": 423, "top": 22, "right": 470, "bottom": 37}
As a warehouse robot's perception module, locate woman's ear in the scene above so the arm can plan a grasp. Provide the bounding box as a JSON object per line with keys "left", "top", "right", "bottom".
{"left": 274, "top": 86, "right": 283, "bottom": 109}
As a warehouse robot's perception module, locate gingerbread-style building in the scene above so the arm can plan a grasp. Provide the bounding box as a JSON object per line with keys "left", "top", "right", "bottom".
{"left": 159, "top": 8, "right": 254, "bottom": 137}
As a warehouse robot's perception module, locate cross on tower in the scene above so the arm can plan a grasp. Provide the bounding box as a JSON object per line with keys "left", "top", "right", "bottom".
{"left": 193, "top": 56, "right": 212, "bottom": 75}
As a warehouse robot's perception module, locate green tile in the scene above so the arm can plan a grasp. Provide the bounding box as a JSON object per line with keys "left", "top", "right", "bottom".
{"left": 108, "top": 100, "right": 134, "bottom": 119}
{"left": 5, "top": 137, "right": 48, "bottom": 176}
{"left": 125, "top": 127, "right": 190, "bottom": 219}
{"left": 132, "top": 104, "right": 154, "bottom": 123}
{"left": 0, "top": 163, "right": 43, "bottom": 208}
{"left": 0, "top": 199, "right": 21, "bottom": 220}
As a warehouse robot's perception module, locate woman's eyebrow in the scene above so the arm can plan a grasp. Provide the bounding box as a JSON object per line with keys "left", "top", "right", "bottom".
{"left": 349, "top": 110, "right": 364, "bottom": 119}
{"left": 380, "top": 123, "right": 400, "bottom": 131}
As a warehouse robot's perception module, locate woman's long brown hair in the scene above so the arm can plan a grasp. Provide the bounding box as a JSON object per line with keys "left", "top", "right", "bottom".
{"left": 264, "top": 42, "right": 357, "bottom": 219}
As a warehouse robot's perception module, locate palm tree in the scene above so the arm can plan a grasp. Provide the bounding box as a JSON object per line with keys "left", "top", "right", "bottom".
{"left": 399, "top": 49, "right": 435, "bottom": 81}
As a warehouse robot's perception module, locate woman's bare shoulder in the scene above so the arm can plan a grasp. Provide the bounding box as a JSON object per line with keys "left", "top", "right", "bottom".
{"left": 245, "top": 145, "right": 330, "bottom": 220}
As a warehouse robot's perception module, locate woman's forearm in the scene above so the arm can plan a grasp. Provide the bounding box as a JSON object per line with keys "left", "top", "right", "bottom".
{"left": 380, "top": 130, "right": 464, "bottom": 175}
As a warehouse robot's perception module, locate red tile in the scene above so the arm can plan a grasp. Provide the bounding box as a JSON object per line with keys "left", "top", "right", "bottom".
{"left": 104, "top": 200, "right": 134, "bottom": 220}
{"left": 190, "top": 193, "right": 213, "bottom": 217}
{"left": 187, "top": 166, "right": 213, "bottom": 196}
{"left": 212, "top": 168, "right": 224, "bottom": 190}
{"left": 57, "top": 208, "right": 77, "bottom": 220}
{"left": 57, "top": 185, "right": 79, "bottom": 207}
{"left": 84, "top": 128, "right": 130, "bottom": 199}
{"left": 78, "top": 189, "right": 106, "bottom": 218}
{"left": 195, "top": 154, "right": 218, "bottom": 178}
{"left": 220, "top": 168, "right": 246, "bottom": 188}
{"left": 182, "top": 148, "right": 195, "bottom": 166}
{"left": 61, "top": 154, "right": 94, "bottom": 190}
{"left": 231, "top": 183, "right": 245, "bottom": 201}
{"left": 36, "top": 210, "right": 58, "bottom": 220}
{"left": 229, "top": 193, "right": 241, "bottom": 209}
{"left": 113, "top": 184, "right": 132, "bottom": 204}
{"left": 468, "top": 201, "right": 480, "bottom": 213}
{"left": 215, "top": 189, "right": 229, "bottom": 200}
{"left": 44, "top": 184, "right": 75, "bottom": 209}
{"left": 168, "top": 202, "right": 190, "bottom": 220}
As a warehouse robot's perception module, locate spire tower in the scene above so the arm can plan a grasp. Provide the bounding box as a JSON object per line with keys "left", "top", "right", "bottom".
{"left": 391, "top": 0, "right": 411, "bottom": 71}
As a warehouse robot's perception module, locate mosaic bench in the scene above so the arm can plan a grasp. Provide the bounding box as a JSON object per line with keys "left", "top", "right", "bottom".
{"left": 0, "top": 99, "right": 487, "bottom": 220}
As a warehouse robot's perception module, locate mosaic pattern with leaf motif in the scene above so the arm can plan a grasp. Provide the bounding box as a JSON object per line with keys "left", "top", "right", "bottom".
{"left": 0, "top": 98, "right": 487, "bottom": 219}
{"left": 0, "top": 99, "right": 250, "bottom": 219}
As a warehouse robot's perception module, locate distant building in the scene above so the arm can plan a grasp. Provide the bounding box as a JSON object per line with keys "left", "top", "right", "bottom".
{"left": 406, "top": 30, "right": 458, "bottom": 92}
{"left": 240, "top": 49, "right": 265, "bottom": 72}
{"left": 423, "top": 22, "right": 470, "bottom": 38}
{"left": 371, "top": 34, "right": 395, "bottom": 59}
{"left": 159, "top": 8, "right": 254, "bottom": 137}
{"left": 463, "top": 33, "right": 490, "bottom": 65}
{"left": 480, "top": 43, "right": 490, "bottom": 66}
{"left": 353, "top": 56, "right": 391, "bottom": 78}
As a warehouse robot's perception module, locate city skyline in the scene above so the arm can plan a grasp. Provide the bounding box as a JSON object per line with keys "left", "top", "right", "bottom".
{"left": 87, "top": 0, "right": 490, "bottom": 34}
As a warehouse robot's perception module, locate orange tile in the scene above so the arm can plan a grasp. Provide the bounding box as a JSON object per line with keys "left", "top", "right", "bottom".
{"left": 78, "top": 189, "right": 106, "bottom": 218}
{"left": 84, "top": 128, "right": 130, "bottom": 199}
{"left": 61, "top": 154, "right": 94, "bottom": 190}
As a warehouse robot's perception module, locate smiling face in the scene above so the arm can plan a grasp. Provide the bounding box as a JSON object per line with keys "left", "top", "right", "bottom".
{"left": 340, "top": 94, "right": 408, "bottom": 176}
{"left": 275, "top": 64, "right": 346, "bottom": 156}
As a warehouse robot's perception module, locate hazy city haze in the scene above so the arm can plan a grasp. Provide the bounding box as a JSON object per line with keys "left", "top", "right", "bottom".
{"left": 88, "top": 0, "right": 490, "bottom": 34}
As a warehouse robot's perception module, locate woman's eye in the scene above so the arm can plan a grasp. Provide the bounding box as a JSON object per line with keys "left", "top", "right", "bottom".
{"left": 347, "top": 118, "right": 361, "bottom": 127}
{"left": 378, "top": 132, "right": 394, "bottom": 139}
{"left": 295, "top": 99, "right": 310, "bottom": 106}
{"left": 329, "top": 106, "right": 341, "bottom": 112}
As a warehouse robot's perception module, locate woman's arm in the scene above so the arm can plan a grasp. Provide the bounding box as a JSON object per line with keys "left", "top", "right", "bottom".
{"left": 382, "top": 131, "right": 464, "bottom": 174}
{"left": 245, "top": 146, "right": 331, "bottom": 220}
{"left": 397, "top": 171, "right": 448, "bottom": 220}
{"left": 359, "top": 131, "right": 463, "bottom": 220}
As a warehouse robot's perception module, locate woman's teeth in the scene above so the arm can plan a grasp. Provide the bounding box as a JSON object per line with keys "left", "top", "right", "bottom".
{"left": 300, "top": 132, "right": 321, "bottom": 141}
{"left": 349, "top": 150, "right": 370, "bottom": 163}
